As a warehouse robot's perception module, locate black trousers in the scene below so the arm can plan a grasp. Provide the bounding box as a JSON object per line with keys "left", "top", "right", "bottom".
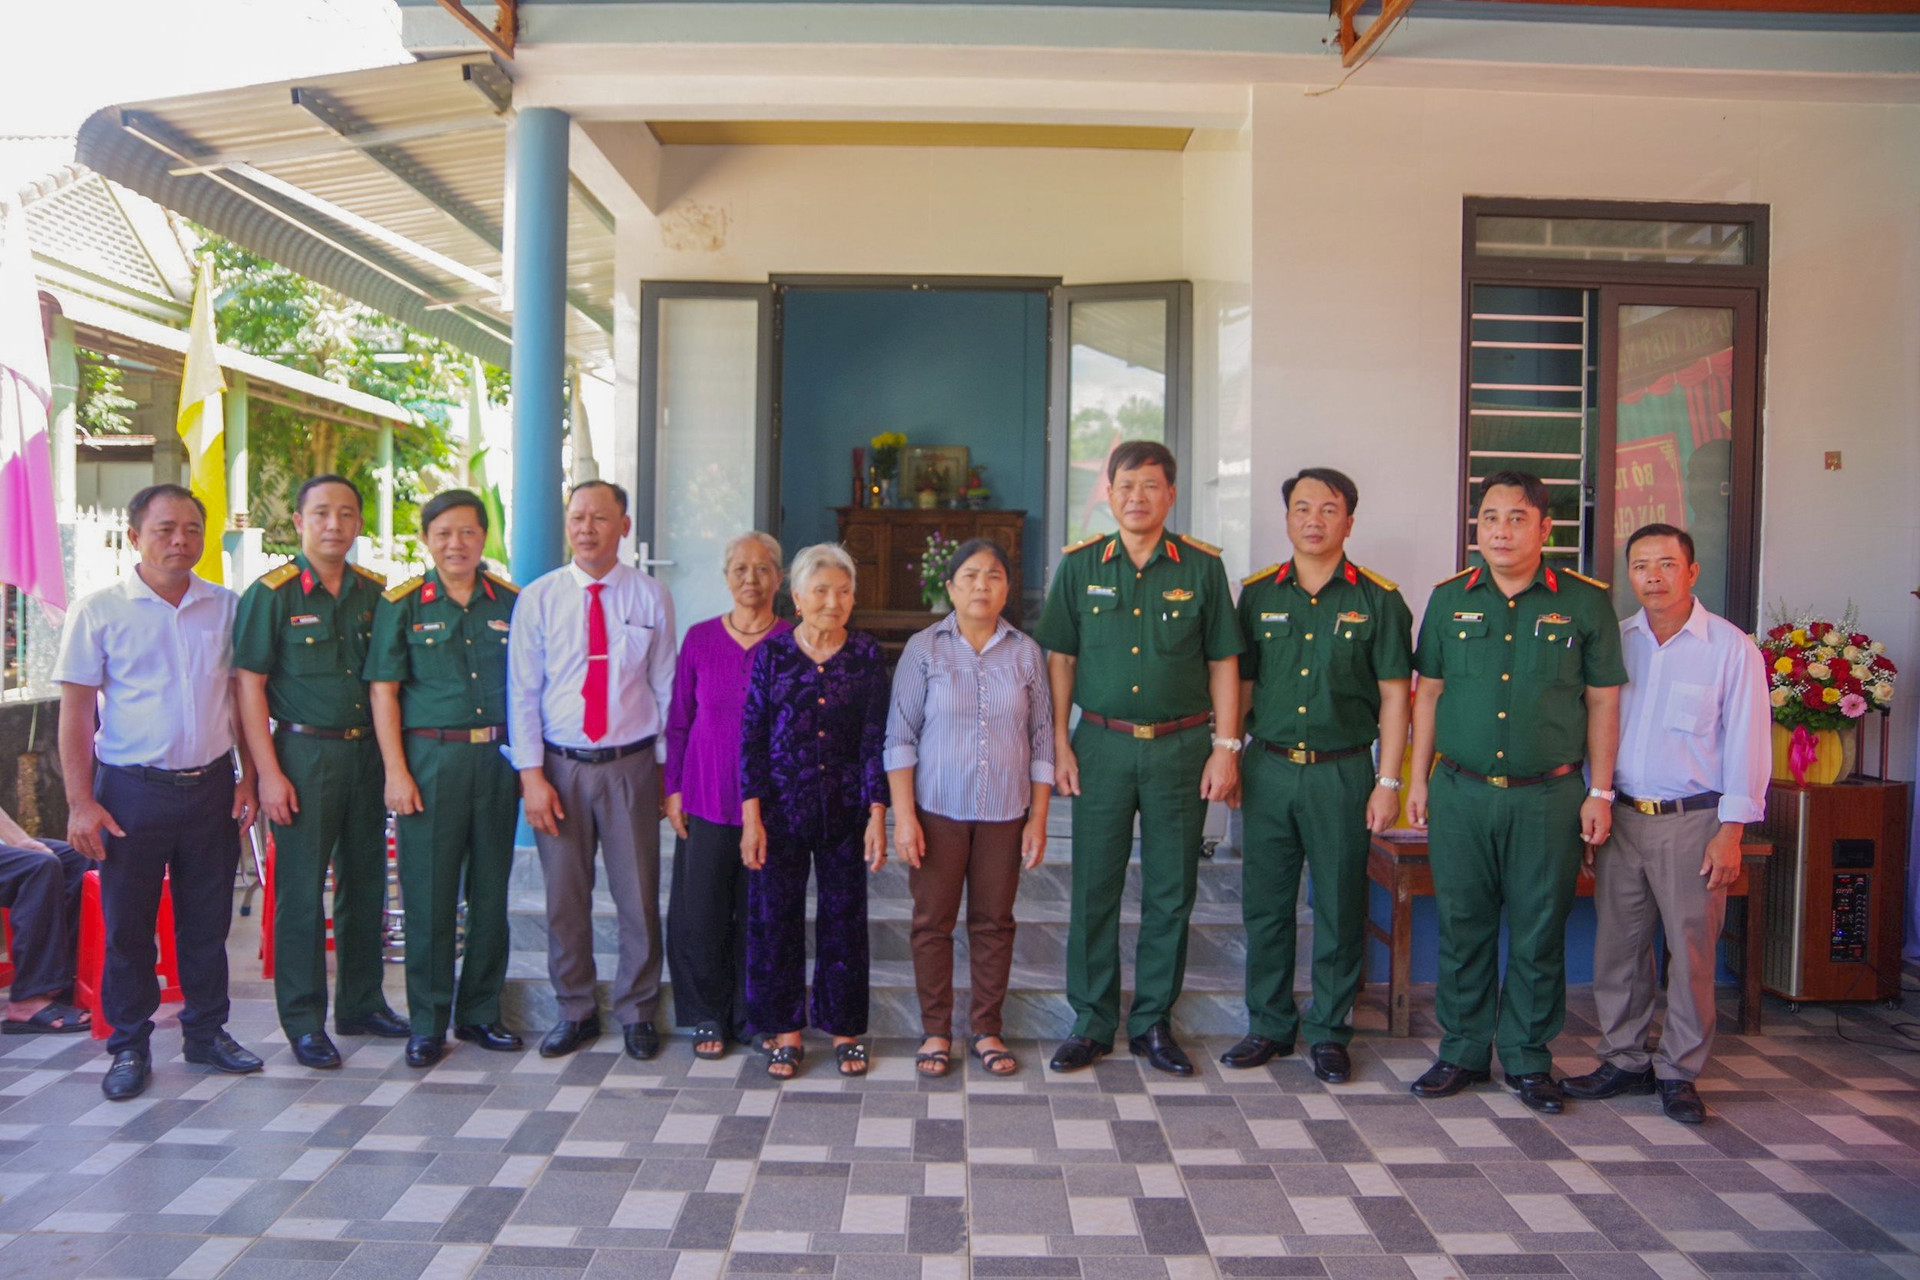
{"left": 0, "top": 839, "right": 89, "bottom": 1000}
{"left": 666, "top": 815, "right": 750, "bottom": 1039}
{"left": 96, "top": 764, "right": 240, "bottom": 1054}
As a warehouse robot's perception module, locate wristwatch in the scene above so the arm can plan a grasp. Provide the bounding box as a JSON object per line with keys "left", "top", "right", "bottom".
{"left": 1376, "top": 775, "right": 1402, "bottom": 791}
{"left": 1589, "top": 787, "right": 1617, "bottom": 802}
{"left": 1211, "top": 737, "right": 1243, "bottom": 753}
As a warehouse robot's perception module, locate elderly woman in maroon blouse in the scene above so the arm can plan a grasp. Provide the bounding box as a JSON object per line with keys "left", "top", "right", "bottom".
{"left": 664, "top": 531, "right": 792, "bottom": 1061}
{"left": 740, "top": 542, "right": 889, "bottom": 1079}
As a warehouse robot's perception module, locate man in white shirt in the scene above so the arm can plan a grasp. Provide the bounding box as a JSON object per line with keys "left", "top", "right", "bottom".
{"left": 1562, "top": 523, "right": 1770, "bottom": 1125}
{"left": 508, "top": 481, "right": 677, "bottom": 1061}
{"left": 55, "top": 484, "right": 262, "bottom": 1100}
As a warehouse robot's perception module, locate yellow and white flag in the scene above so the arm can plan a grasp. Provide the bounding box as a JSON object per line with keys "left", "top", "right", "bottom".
{"left": 176, "top": 257, "right": 227, "bottom": 581}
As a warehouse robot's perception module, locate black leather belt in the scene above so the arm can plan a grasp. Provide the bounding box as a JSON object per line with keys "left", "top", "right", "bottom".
{"left": 545, "top": 736, "right": 657, "bottom": 764}
{"left": 408, "top": 726, "right": 508, "bottom": 744}
{"left": 281, "top": 723, "right": 372, "bottom": 741}
{"left": 1437, "top": 756, "right": 1581, "bottom": 790}
{"left": 105, "top": 756, "right": 232, "bottom": 787}
{"left": 1617, "top": 789, "right": 1721, "bottom": 816}
{"left": 1081, "top": 710, "right": 1212, "bottom": 741}
{"left": 1253, "top": 739, "right": 1369, "bottom": 766}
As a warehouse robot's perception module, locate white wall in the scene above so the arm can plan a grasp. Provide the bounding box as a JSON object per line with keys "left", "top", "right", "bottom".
{"left": 1183, "top": 123, "right": 1254, "bottom": 575}
{"left": 1248, "top": 85, "right": 1920, "bottom": 772}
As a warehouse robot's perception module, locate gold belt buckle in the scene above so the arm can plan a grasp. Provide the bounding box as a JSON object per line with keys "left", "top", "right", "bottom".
{"left": 1132, "top": 723, "right": 1154, "bottom": 741}
{"left": 1635, "top": 798, "right": 1660, "bottom": 816}
{"left": 1488, "top": 775, "right": 1509, "bottom": 789}
{"left": 1287, "top": 748, "right": 1310, "bottom": 765}
{"left": 469, "top": 728, "right": 492, "bottom": 744}
{"left": 344, "top": 726, "right": 368, "bottom": 741}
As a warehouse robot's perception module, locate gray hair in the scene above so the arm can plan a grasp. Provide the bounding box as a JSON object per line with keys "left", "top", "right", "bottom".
{"left": 721, "top": 530, "right": 783, "bottom": 570}
{"left": 789, "top": 542, "right": 857, "bottom": 595}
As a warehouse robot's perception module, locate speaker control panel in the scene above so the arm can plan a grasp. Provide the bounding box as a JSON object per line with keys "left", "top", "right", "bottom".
{"left": 1830, "top": 873, "right": 1872, "bottom": 963}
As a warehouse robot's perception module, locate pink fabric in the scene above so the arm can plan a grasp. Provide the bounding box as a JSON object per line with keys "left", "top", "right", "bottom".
{"left": 0, "top": 206, "right": 65, "bottom": 615}
{"left": 1788, "top": 724, "right": 1819, "bottom": 786}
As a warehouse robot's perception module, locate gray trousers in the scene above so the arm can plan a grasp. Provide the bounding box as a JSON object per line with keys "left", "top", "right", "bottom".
{"left": 1592, "top": 805, "right": 1727, "bottom": 1081}
{"left": 534, "top": 749, "right": 663, "bottom": 1025}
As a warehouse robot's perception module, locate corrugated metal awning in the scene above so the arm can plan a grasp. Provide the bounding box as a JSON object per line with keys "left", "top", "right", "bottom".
{"left": 74, "top": 55, "right": 614, "bottom": 371}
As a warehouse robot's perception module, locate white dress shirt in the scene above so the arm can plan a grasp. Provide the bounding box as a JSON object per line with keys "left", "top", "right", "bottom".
{"left": 1616, "top": 597, "right": 1771, "bottom": 824}
{"left": 53, "top": 569, "right": 238, "bottom": 769}
{"left": 508, "top": 560, "right": 678, "bottom": 769}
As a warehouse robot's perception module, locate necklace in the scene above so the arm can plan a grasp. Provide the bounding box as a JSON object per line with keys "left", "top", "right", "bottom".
{"left": 726, "top": 612, "right": 775, "bottom": 637}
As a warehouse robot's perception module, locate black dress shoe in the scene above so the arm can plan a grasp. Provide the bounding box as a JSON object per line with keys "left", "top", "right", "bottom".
{"left": 624, "top": 1021, "right": 660, "bottom": 1061}
{"left": 454, "top": 1023, "right": 524, "bottom": 1052}
{"left": 1504, "top": 1071, "right": 1567, "bottom": 1114}
{"left": 1309, "top": 1042, "right": 1352, "bottom": 1084}
{"left": 1220, "top": 1034, "right": 1293, "bottom": 1069}
{"left": 1410, "top": 1060, "right": 1491, "bottom": 1098}
{"left": 336, "top": 1008, "right": 412, "bottom": 1039}
{"left": 1128, "top": 1023, "right": 1195, "bottom": 1077}
{"left": 291, "top": 1032, "right": 342, "bottom": 1069}
{"left": 1561, "top": 1061, "right": 1656, "bottom": 1100}
{"left": 405, "top": 1035, "right": 445, "bottom": 1068}
{"left": 183, "top": 1031, "right": 264, "bottom": 1075}
{"left": 102, "top": 1049, "right": 150, "bottom": 1100}
{"left": 1657, "top": 1078, "right": 1707, "bottom": 1125}
{"left": 540, "top": 1015, "right": 602, "bottom": 1059}
{"left": 1048, "top": 1035, "right": 1112, "bottom": 1072}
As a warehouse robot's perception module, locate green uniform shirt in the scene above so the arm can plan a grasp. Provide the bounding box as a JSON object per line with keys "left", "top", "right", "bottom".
{"left": 1035, "top": 532, "right": 1243, "bottom": 723}
{"left": 1237, "top": 556, "right": 1413, "bottom": 753}
{"left": 232, "top": 554, "right": 386, "bottom": 729}
{"left": 1413, "top": 562, "right": 1628, "bottom": 778}
{"left": 363, "top": 567, "right": 519, "bottom": 730}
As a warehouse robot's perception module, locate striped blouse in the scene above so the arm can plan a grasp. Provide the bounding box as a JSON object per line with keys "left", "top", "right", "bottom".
{"left": 883, "top": 612, "right": 1055, "bottom": 823}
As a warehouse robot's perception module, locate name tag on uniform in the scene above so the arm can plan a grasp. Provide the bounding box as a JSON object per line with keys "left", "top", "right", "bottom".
{"left": 1162, "top": 588, "right": 1194, "bottom": 602}
{"left": 1086, "top": 584, "right": 1116, "bottom": 598}
{"left": 488, "top": 619, "right": 510, "bottom": 632}
{"left": 413, "top": 621, "right": 445, "bottom": 633}
{"left": 1338, "top": 611, "right": 1368, "bottom": 624}
{"left": 1452, "top": 611, "right": 1484, "bottom": 623}
{"left": 1259, "top": 611, "right": 1287, "bottom": 623}
{"left": 290, "top": 614, "right": 320, "bottom": 627}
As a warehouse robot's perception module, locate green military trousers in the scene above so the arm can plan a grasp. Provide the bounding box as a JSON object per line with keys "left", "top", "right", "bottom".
{"left": 271, "top": 732, "right": 389, "bottom": 1037}
{"left": 1066, "top": 720, "right": 1212, "bottom": 1044}
{"left": 1239, "top": 747, "right": 1374, "bottom": 1047}
{"left": 1425, "top": 765, "right": 1585, "bottom": 1075}
{"left": 396, "top": 736, "right": 519, "bottom": 1038}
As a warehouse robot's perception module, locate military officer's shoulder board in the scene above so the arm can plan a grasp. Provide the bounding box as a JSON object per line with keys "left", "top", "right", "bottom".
{"left": 384, "top": 575, "right": 425, "bottom": 604}
{"left": 1060, "top": 533, "right": 1103, "bottom": 556}
{"left": 1356, "top": 564, "right": 1398, "bottom": 593}
{"left": 259, "top": 562, "right": 301, "bottom": 591}
{"left": 1561, "top": 568, "right": 1611, "bottom": 591}
{"left": 1242, "top": 563, "right": 1282, "bottom": 587}
{"left": 1434, "top": 567, "right": 1476, "bottom": 588}
{"left": 351, "top": 563, "right": 386, "bottom": 587}
{"left": 483, "top": 570, "right": 519, "bottom": 597}
{"left": 1177, "top": 533, "right": 1221, "bottom": 557}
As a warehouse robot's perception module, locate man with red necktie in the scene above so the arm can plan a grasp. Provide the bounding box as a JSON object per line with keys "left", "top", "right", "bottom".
{"left": 509, "top": 481, "right": 679, "bottom": 1060}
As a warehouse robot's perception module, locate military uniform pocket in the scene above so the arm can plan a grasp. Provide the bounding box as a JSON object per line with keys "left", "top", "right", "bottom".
{"left": 283, "top": 619, "right": 338, "bottom": 676}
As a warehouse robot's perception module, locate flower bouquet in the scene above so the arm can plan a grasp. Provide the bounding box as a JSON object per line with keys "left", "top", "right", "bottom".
{"left": 1756, "top": 604, "right": 1896, "bottom": 784}
{"left": 868, "top": 432, "right": 907, "bottom": 507}
{"left": 919, "top": 531, "right": 959, "bottom": 611}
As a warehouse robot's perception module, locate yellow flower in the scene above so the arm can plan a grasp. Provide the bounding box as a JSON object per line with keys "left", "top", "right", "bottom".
{"left": 1814, "top": 647, "right": 1836, "bottom": 663}
{"left": 1807, "top": 662, "right": 1832, "bottom": 681}
{"left": 1790, "top": 629, "right": 1809, "bottom": 647}
{"left": 1769, "top": 687, "right": 1789, "bottom": 708}
{"left": 1822, "top": 686, "right": 1842, "bottom": 705}
{"left": 1773, "top": 657, "right": 1794, "bottom": 676}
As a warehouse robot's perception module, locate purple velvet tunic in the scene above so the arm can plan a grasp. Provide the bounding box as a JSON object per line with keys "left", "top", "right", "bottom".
{"left": 663, "top": 615, "right": 794, "bottom": 827}
{"left": 739, "top": 629, "right": 890, "bottom": 833}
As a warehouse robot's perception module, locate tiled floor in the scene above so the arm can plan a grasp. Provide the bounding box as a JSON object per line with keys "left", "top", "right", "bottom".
{"left": 3, "top": 967, "right": 1919, "bottom": 1280}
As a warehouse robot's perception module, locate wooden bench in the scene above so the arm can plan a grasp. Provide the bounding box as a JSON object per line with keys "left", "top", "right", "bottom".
{"left": 1364, "top": 832, "right": 1772, "bottom": 1038}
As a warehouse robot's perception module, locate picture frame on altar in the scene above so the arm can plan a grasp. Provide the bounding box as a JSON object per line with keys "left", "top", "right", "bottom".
{"left": 902, "top": 445, "right": 969, "bottom": 506}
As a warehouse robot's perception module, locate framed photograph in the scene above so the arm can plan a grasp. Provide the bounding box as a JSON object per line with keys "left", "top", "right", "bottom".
{"left": 902, "top": 445, "right": 969, "bottom": 505}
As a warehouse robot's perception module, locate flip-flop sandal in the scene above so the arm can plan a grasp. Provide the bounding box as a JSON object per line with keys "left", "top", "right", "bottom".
{"left": 2, "top": 1000, "right": 91, "bottom": 1035}
{"left": 692, "top": 1023, "right": 727, "bottom": 1061}
{"left": 915, "top": 1046, "right": 952, "bottom": 1078}
{"left": 970, "top": 1034, "right": 1019, "bottom": 1075}
{"left": 766, "top": 1043, "right": 805, "bottom": 1079}
{"left": 835, "top": 1041, "right": 870, "bottom": 1077}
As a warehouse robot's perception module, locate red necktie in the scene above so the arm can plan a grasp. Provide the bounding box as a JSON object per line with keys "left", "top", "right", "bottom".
{"left": 583, "top": 582, "right": 609, "bottom": 742}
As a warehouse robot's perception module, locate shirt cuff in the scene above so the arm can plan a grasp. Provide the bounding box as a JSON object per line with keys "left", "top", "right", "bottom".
{"left": 1030, "top": 760, "right": 1055, "bottom": 786}
{"left": 1717, "top": 796, "right": 1764, "bottom": 825}
{"left": 508, "top": 744, "right": 544, "bottom": 771}
{"left": 882, "top": 745, "right": 919, "bottom": 772}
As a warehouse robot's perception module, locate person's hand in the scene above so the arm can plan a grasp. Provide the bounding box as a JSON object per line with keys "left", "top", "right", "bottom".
{"left": 385, "top": 770, "right": 424, "bottom": 817}
{"left": 1053, "top": 739, "right": 1080, "bottom": 796}
{"left": 1365, "top": 783, "right": 1401, "bottom": 834}
{"left": 1405, "top": 779, "right": 1430, "bottom": 829}
{"left": 1020, "top": 815, "right": 1047, "bottom": 870}
{"left": 665, "top": 791, "right": 689, "bottom": 841}
{"left": 1701, "top": 827, "right": 1743, "bottom": 891}
{"left": 15, "top": 837, "right": 51, "bottom": 855}
{"left": 232, "top": 773, "right": 257, "bottom": 827}
{"left": 67, "top": 797, "right": 124, "bottom": 861}
{"left": 521, "top": 770, "right": 565, "bottom": 837}
{"left": 864, "top": 808, "right": 888, "bottom": 872}
{"left": 741, "top": 818, "right": 767, "bottom": 870}
{"left": 894, "top": 809, "right": 925, "bottom": 869}
{"left": 1580, "top": 795, "right": 1613, "bottom": 847}
{"left": 1199, "top": 747, "right": 1239, "bottom": 803}
{"left": 258, "top": 769, "right": 299, "bottom": 827}
{"left": 657, "top": 772, "right": 669, "bottom": 821}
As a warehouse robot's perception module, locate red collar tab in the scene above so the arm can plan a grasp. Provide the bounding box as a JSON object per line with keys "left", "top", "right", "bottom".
{"left": 1465, "top": 567, "right": 1482, "bottom": 591}
{"left": 481, "top": 575, "right": 496, "bottom": 601}
{"left": 421, "top": 581, "right": 438, "bottom": 605}
{"left": 1276, "top": 562, "right": 1291, "bottom": 584}
{"left": 300, "top": 568, "right": 314, "bottom": 594}
{"left": 1343, "top": 561, "right": 1359, "bottom": 586}
{"left": 1543, "top": 567, "right": 1559, "bottom": 593}
{"left": 1101, "top": 540, "right": 1117, "bottom": 564}
{"left": 1165, "top": 539, "right": 1181, "bottom": 564}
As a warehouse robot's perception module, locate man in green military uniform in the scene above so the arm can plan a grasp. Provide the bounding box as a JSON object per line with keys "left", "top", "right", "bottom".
{"left": 1228, "top": 468, "right": 1411, "bottom": 1085}
{"left": 1406, "top": 470, "right": 1626, "bottom": 1113}
{"left": 1036, "top": 440, "right": 1244, "bottom": 1077}
{"left": 364, "top": 490, "right": 523, "bottom": 1069}
{"left": 235, "top": 475, "right": 409, "bottom": 1069}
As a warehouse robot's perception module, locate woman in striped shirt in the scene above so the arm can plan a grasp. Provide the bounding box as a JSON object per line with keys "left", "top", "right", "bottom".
{"left": 884, "top": 538, "right": 1053, "bottom": 1077}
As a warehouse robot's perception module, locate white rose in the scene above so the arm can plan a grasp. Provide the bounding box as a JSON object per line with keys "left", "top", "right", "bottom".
{"left": 1873, "top": 682, "right": 1894, "bottom": 703}
{"left": 1806, "top": 662, "right": 1832, "bottom": 681}
{"left": 1769, "top": 687, "right": 1790, "bottom": 708}
{"left": 1872, "top": 640, "right": 1887, "bottom": 655}
{"left": 1824, "top": 630, "right": 1845, "bottom": 646}
{"left": 1814, "top": 647, "right": 1836, "bottom": 663}
{"left": 1843, "top": 645, "right": 1864, "bottom": 663}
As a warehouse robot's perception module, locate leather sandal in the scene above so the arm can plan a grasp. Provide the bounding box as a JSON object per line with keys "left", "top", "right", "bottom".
{"left": 835, "top": 1041, "right": 870, "bottom": 1076}
{"left": 692, "top": 1023, "right": 727, "bottom": 1060}
{"left": 916, "top": 1040, "right": 952, "bottom": 1077}
{"left": 970, "top": 1034, "right": 1018, "bottom": 1076}
{"left": 766, "top": 1043, "right": 805, "bottom": 1079}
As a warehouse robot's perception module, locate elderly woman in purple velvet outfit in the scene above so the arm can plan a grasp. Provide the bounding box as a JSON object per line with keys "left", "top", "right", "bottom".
{"left": 740, "top": 542, "right": 889, "bottom": 1080}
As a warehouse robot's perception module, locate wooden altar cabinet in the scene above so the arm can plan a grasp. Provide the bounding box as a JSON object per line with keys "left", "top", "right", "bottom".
{"left": 834, "top": 507, "right": 1026, "bottom": 652}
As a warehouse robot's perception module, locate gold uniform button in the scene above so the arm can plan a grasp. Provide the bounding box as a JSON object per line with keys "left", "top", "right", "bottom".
{"left": 1131, "top": 646, "right": 1139, "bottom": 655}
{"left": 1458, "top": 631, "right": 1467, "bottom": 639}
{"left": 1344, "top": 630, "right": 1353, "bottom": 639}
{"left": 1509, "top": 600, "right": 1517, "bottom": 609}
{"left": 1309, "top": 597, "right": 1318, "bottom": 605}
{"left": 1505, "top": 634, "right": 1513, "bottom": 642}
{"left": 1297, "top": 706, "right": 1307, "bottom": 714}
{"left": 1501, "top": 673, "right": 1511, "bottom": 682}
{"left": 1300, "top": 668, "right": 1309, "bottom": 676}
{"left": 1093, "top": 606, "right": 1101, "bottom": 614}
{"left": 1498, "top": 711, "right": 1507, "bottom": 719}
{"left": 1133, "top": 608, "right": 1142, "bottom": 617}
{"left": 1496, "top": 751, "right": 1505, "bottom": 759}
{"left": 1132, "top": 685, "right": 1140, "bottom": 693}
{"left": 1548, "top": 633, "right": 1557, "bottom": 642}
{"left": 1264, "top": 632, "right": 1272, "bottom": 640}
{"left": 1305, "top": 633, "right": 1314, "bottom": 641}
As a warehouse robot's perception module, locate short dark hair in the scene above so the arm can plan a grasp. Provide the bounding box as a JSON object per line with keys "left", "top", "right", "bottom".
{"left": 295, "top": 473, "right": 362, "bottom": 512}
{"left": 420, "top": 489, "right": 489, "bottom": 535}
{"left": 946, "top": 536, "right": 1011, "bottom": 583}
{"left": 1107, "top": 440, "right": 1177, "bottom": 486}
{"left": 1477, "top": 469, "right": 1552, "bottom": 520}
{"left": 568, "top": 479, "right": 629, "bottom": 513}
{"left": 1625, "top": 522, "right": 1696, "bottom": 565}
{"left": 1281, "top": 467, "right": 1359, "bottom": 516}
{"left": 128, "top": 483, "right": 205, "bottom": 531}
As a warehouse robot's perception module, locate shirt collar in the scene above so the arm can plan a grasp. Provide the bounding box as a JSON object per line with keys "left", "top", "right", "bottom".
{"left": 1278, "top": 555, "right": 1358, "bottom": 591}
{"left": 1102, "top": 533, "right": 1182, "bottom": 569}
{"left": 934, "top": 609, "right": 1014, "bottom": 651}
{"left": 124, "top": 566, "right": 215, "bottom": 608}
{"left": 567, "top": 560, "right": 626, "bottom": 590}
{"left": 1462, "top": 559, "right": 1558, "bottom": 595}
{"left": 1624, "top": 596, "right": 1710, "bottom": 646}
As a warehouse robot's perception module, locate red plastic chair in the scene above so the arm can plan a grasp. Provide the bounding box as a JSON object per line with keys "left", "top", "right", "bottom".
{"left": 74, "top": 869, "right": 183, "bottom": 1040}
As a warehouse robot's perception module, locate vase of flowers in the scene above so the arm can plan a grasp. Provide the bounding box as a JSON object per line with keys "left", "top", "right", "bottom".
{"left": 1756, "top": 605, "right": 1897, "bottom": 785}
{"left": 919, "top": 531, "right": 959, "bottom": 612}
{"left": 869, "top": 432, "right": 906, "bottom": 508}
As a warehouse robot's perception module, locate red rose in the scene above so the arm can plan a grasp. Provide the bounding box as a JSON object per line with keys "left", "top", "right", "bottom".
{"left": 1850, "top": 633, "right": 1870, "bottom": 647}
{"left": 1808, "top": 621, "right": 1829, "bottom": 637}
{"left": 1802, "top": 687, "right": 1826, "bottom": 709}
{"left": 1769, "top": 624, "right": 1793, "bottom": 640}
{"left": 1791, "top": 659, "right": 1809, "bottom": 681}
{"left": 1831, "top": 659, "right": 1851, "bottom": 679}
{"left": 1873, "top": 656, "right": 1897, "bottom": 673}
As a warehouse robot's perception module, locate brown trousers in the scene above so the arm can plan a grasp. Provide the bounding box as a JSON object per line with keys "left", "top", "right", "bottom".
{"left": 910, "top": 810, "right": 1024, "bottom": 1038}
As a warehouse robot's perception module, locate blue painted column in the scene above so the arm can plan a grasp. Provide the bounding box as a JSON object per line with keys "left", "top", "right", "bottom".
{"left": 509, "top": 107, "right": 570, "bottom": 581}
